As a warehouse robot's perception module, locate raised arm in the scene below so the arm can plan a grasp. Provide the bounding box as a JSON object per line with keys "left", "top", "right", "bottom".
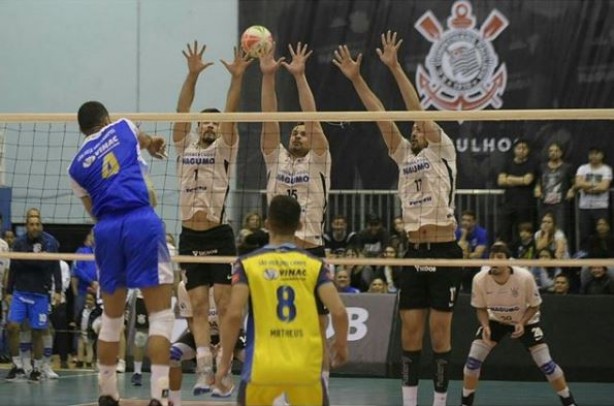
{"left": 377, "top": 31, "right": 441, "bottom": 143}
{"left": 260, "top": 45, "right": 285, "bottom": 155}
{"left": 333, "top": 45, "right": 404, "bottom": 153}
{"left": 172, "top": 41, "right": 214, "bottom": 146}
{"left": 219, "top": 47, "right": 253, "bottom": 147}
{"left": 282, "top": 43, "right": 328, "bottom": 156}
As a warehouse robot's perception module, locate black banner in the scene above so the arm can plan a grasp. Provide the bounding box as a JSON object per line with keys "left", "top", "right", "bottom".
{"left": 238, "top": 0, "right": 614, "bottom": 189}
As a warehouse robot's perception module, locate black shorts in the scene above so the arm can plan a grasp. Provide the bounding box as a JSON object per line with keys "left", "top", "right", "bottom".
{"left": 174, "top": 330, "right": 196, "bottom": 353}
{"left": 475, "top": 321, "right": 547, "bottom": 349}
{"left": 134, "top": 297, "right": 149, "bottom": 330}
{"left": 305, "top": 246, "right": 328, "bottom": 316}
{"left": 399, "top": 241, "right": 463, "bottom": 311}
{"left": 179, "top": 225, "right": 237, "bottom": 290}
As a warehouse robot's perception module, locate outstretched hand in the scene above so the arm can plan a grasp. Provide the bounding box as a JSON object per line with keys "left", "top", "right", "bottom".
{"left": 282, "top": 42, "right": 313, "bottom": 76}
{"left": 148, "top": 136, "right": 167, "bottom": 159}
{"left": 220, "top": 46, "right": 253, "bottom": 77}
{"left": 182, "top": 40, "right": 214, "bottom": 75}
{"left": 332, "top": 45, "right": 362, "bottom": 80}
{"left": 259, "top": 42, "right": 285, "bottom": 75}
{"left": 376, "top": 30, "right": 403, "bottom": 68}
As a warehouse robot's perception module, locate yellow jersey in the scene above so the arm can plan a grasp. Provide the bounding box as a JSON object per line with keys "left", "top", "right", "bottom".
{"left": 232, "top": 243, "right": 331, "bottom": 385}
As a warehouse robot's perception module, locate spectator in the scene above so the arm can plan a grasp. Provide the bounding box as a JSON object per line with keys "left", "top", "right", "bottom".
{"left": 334, "top": 269, "right": 360, "bottom": 294}
{"left": 71, "top": 231, "right": 97, "bottom": 326}
{"left": 2, "top": 230, "right": 15, "bottom": 250}
{"left": 534, "top": 212, "right": 569, "bottom": 259}
{"left": 389, "top": 216, "right": 408, "bottom": 257}
{"left": 530, "top": 248, "right": 561, "bottom": 292}
{"left": 356, "top": 214, "right": 389, "bottom": 258}
{"left": 497, "top": 139, "right": 537, "bottom": 244}
{"left": 582, "top": 217, "right": 614, "bottom": 259}
{"left": 574, "top": 146, "right": 613, "bottom": 246}
{"left": 373, "top": 245, "right": 401, "bottom": 293}
{"left": 76, "top": 293, "right": 96, "bottom": 369}
{"left": 580, "top": 266, "right": 614, "bottom": 295}
{"left": 368, "top": 278, "right": 388, "bottom": 293}
{"left": 0, "top": 235, "right": 9, "bottom": 363}
{"left": 323, "top": 215, "right": 357, "bottom": 255}
{"left": 236, "top": 212, "right": 264, "bottom": 247}
{"left": 552, "top": 274, "right": 571, "bottom": 295}
{"left": 534, "top": 142, "right": 575, "bottom": 238}
{"left": 338, "top": 247, "right": 375, "bottom": 292}
{"left": 510, "top": 222, "right": 536, "bottom": 259}
{"left": 49, "top": 260, "right": 72, "bottom": 370}
{"left": 456, "top": 210, "right": 489, "bottom": 292}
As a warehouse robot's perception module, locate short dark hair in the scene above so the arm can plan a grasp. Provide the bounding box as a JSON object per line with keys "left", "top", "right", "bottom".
{"left": 200, "top": 108, "right": 221, "bottom": 113}
{"left": 267, "top": 195, "right": 301, "bottom": 235}
{"left": 461, "top": 209, "right": 477, "bottom": 219}
{"left": 489, "top": 242, "right": 511, "bottom": 258}
{"left": 513, "top": 138, "right": 530, "bottom": 149}
{"left": 78, "top": 101, "right": 109, "bottom": 135}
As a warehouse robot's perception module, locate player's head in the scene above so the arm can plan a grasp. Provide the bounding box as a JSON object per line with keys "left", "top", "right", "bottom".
{"left": 25, "top": 215, "right": 43, "bottom": 240}
{"left": 288, "top": 122, "right": 309, "bottom": 157}
{"left": 78, "top": 101, "right": 111, "bottom": 135}
{"left": 488, "top": 242, "right": 511, "bottom": 275}
{"left": 410, "top": 122, "right": 430, "bottom": 154}
{"left": 196, "top": 108, "right": 221, "bottom": 146}
{"left": 266, "top": 195, "right": 302, "bottom": 236}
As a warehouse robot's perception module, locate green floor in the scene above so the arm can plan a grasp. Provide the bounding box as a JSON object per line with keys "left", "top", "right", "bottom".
{"left": 0, "top": 369, "right": 612, "bottom": 405}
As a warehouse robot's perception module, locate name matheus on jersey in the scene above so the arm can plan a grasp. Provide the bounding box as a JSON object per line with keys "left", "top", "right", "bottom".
{"left": 415, "top": 0, "right": 508, "bottom": 112}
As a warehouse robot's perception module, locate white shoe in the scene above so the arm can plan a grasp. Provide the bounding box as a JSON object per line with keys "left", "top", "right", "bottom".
{"left": 42, "top": 364, "right": 59, "bottom": 379}
{"left": 116, "top": 359, "right": 126, "bottom": 374}
{"left": 192, "top": 368, "right": 214, "bottom": 395}
{"left": 211, "top": 373, "right": 235, "bottom": 398}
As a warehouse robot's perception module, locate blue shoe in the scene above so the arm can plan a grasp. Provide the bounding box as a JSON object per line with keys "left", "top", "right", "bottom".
{"left": 131, "top": 373, "right": 142, "bottom": 387}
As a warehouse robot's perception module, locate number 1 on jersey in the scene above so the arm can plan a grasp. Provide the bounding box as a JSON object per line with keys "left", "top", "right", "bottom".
{"left": 102, "top": 152, "right": 120, "bottom": 179}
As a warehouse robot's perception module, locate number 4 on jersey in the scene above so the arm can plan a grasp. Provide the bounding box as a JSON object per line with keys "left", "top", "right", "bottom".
{"left": 102, "top": 152, "right": 120, "bottom": 179}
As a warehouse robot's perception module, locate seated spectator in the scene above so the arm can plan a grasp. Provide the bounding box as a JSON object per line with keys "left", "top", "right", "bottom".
{"left": 237, "top": 211, "right": 264, "bottom": 244}
{"left": 510, "top": 222, "right": 536, "bottom": 259}
{"left": 337, "top": 247, "right": 374, "bottom": 292}
{"left": 373, "top": 245, "right": 401, "bottom": 293}
{"left": 334, "top": 269, "right": 360, "bottom": 294}
{"left": 456, "top": 209, "right": 488, "bottom": 292}
{"left": 389, "top": 216, "right": 408, "bottom": 257}
{"left": 237, "top": 211, "right": 268, "bottom": 255}
{"left": 582, "top": 217, "right": 614, "bottom": 258}
{"left": 323, "top": 215, "right": 357, "bottom": 255}
{"left": 356, "top": 214, "right": 389, "bottom": 257}
{"left": 367, "top": 278, "right": 387, "bottom": 293}
{"left": 534, "top": 212, "right": 569, "bottom": 259}
{"left": 581, "top": 266, "right": 614, "bottom": 295}
{"left": 552, "top": 274, "right": 572, "bottom": 295}
{"left": 531, "top": 248, "right": 561, "bottom": 292}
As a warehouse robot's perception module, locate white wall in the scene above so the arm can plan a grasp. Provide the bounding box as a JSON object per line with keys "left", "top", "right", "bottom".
{"left": 0, "top": 0, "right": 238, "bottom": 234}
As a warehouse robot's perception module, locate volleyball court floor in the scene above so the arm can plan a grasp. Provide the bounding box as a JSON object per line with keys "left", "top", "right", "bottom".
{"left": 0, "top": 368, "right": 612, "bottom": 405}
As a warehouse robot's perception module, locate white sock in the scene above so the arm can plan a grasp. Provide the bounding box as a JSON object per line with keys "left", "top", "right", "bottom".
{"left": 402, "top": 386, "right": 418, "bottom": 406}
{"left": 169, "top": 390, "right": 182, "bottom": 406}
{"left": 33, "top": 359, "right": 43, "bottom": 370}
{"left": 462, "top": 387, "right": 475, "bottom": 397}
{"left": 98, "top": 364, "right": 119, "bottom": 400}
{"left": 150, "top": 364, "right": 170, "bottom": 405}
{"left": 134, "top": 361, "right": 143, "bottom": 374}
{"left": 196, "top": 347, "right": 212, "bottom": 371}
{"left": 557, "top": 387, "right": 570, "bottom": 398}
{"left": 322, "top": 370, "right": 330, "bottom": 391}
{"left": 433, "top": 391, "right": 447, "bottom": 406}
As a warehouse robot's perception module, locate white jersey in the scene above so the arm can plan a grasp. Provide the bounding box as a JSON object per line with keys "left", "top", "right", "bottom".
{"left": 472, "top": 266, "right": 542, "bottom": 325}
{"left": 176, "top": 281, "right": 219, "bottom": 335}
{"left": 576, "top": 163, "right": 612, "bottom": 209}
{"left": 175, "top": 132, "right": 238, "bottom": 223}
{"left": 390, "top": 132, "right": 457, "bottom": 232}
{"left": 0, "top": 238, "right": 9, "bottom": 301}
{"left": 264, "top": 144, "right": 331, "bottom": 245}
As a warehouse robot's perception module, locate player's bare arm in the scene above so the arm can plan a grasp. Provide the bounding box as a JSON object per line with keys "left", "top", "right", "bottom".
{"left": 138, "top": 132, "right": 167, "bottom": 159}
{"left": 282, "top": 42, "right": 328, "bottom": 156}
{"left": 173, "top": 40, "right": 214, "bottom": 145}
{"left": 476, "top": 308, "right": 493, "bottom": 343}
{"left": 377, "top": 30, "right": 441, "bottom": 143}
{"left": 219, "top": 46, "right": 253, "bottom": 147}
{"left": 260, "top": 44, "right": 285, "bottom": 155}
{"left": 317, "top": 282, "right": 349, "bottom": 367}
{"left": 333, "top": 44, "right": 404, "bottom": 154}
{"left": 79, "top": 196, "right": 95, "bottom": 222}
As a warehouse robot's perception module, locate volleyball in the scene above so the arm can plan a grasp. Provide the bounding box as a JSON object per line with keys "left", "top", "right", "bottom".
{"left": 241, "top": 25, "right": 273, "bottom": 58}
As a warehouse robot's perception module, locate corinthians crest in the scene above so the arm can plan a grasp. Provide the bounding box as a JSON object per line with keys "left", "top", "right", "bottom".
{"left": 415, "top": 0, "right": 508, "bottom": 111}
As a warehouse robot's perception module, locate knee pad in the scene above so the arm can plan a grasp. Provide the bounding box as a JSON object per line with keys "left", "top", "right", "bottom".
{"left": 530, "top": 344, "right": 563, "bottom": 381}
{"left": 148, "top": 309, "right": 174, "bottom": 341}
{"left": 463, "top": 340, "right": 493, "bottom": 377}
{"left": 134, "top": 331, "right": 148, "bottom": 348}
{"left": 98, "top": 314, "right": 124, "bottom": 343}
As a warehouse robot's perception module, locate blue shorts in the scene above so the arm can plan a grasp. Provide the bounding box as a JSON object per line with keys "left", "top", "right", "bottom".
{"left": 94, "top": 206, "right": 173, "bottom": 294}
{"left": 8, "top": 291, "right": 50, "bottom": 329}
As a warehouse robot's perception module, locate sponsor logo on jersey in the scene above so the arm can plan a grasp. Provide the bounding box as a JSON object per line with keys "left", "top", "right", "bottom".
{"left": 415, "top": 0, "right": 508, "bottom": 112}
{"left": 182, "top": 156, "right": 215, "bottom": 165}
{"left": 263, "top": 268, "right": 279, "bottom": 280}
{"left": 83, "top": 155, "right": 96, "bottom": 168}
{"left": 275, "top": 172, "right": 310, "bottom": 185}
{"left": 403, "top": 160, "right": 431, "bottom": 175}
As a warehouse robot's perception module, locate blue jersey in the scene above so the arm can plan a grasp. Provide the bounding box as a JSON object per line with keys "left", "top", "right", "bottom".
{"left": 68, "top": 119, "right": 151, "bottom": 218}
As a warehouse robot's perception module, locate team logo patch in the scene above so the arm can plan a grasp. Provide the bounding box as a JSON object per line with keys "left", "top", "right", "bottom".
{"left": 511, "top": 287, "right": 519, "bottom": 298}
{"left": 83, "top": 155, "right": 96, "bottom": 168}
{"left": 32, "top": 243, "right": 42, "bottom": 253}
{"left": 415, "top": 0, "right": 508, "bottom": 112}
{"left": 263, "top": 268, "right": 279, "bottom": 281}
